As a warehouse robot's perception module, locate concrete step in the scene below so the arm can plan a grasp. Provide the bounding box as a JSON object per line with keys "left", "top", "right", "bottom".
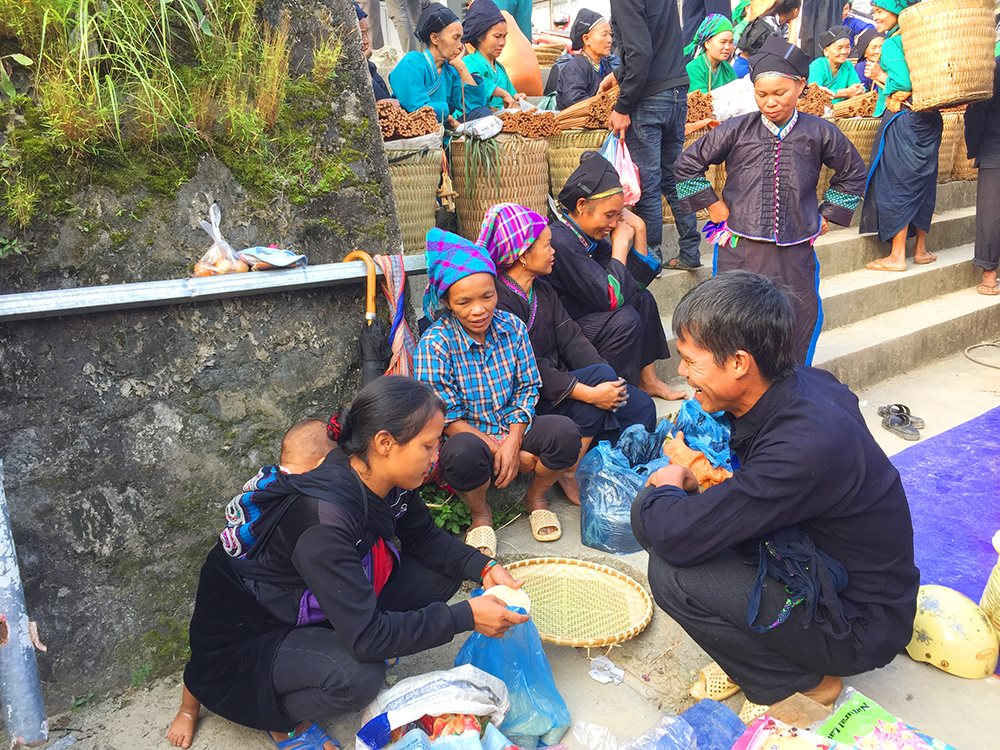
{"left": 819, "top": 243, "right": 980, "bottom": 331}
{"left": 655, "top": 247, "right": 995, "bottom": 382}
{"left": 813, "top": 287, "right": 1000, "bottom": 391}
{"left": 649, "top": 206, "right": 976, "bottom": 314}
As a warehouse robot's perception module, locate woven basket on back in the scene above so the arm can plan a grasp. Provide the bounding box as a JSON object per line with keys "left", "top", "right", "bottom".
{"left": 547, "top": 128, "right": 608, "bottom": 199}
{"left": 938, "top": 111, "right": 964, "bottom": 183}
{"left": 981, "top": 531, "right": 1000, "bottom": 637}
{"left": 899, "top": 0, "right": 995, "bottom": 111}
{"left": 451, "top": 134, "right": 550, "bottom": 239}
{"left": 387, "top": 148, "right": 443, "bottom": 255}
{"left": 663, "top": 126, "right": 723, "bottom": 223}
{"left": 950, "top": 111, "right": 979, "bottom": 180}
{"left": 505, "top": 557, "right": 653, "bottom": 647}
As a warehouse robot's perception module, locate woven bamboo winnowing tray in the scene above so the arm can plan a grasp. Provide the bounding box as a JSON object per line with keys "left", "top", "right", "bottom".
{"left": 506, "top": 557, "right": 653, "bottom": 647}
{"left": 899, "top": 0, "right": 996, "bottom": 111}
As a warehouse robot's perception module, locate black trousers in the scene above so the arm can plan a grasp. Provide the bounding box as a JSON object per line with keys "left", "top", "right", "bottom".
{"left": 646, "top": 548, "right": 873, "bottom": 705}
{"left": 438, "top": 414, "right": 581, "bottom": 492}
{"left": 975, "top": 167, "right": 1000, "bottom": 272}
{"left": 271, "top": 556, "right": 463, "bottom": 725}
{"left": 576, "top": 289, "right": 670, "bottom": 385}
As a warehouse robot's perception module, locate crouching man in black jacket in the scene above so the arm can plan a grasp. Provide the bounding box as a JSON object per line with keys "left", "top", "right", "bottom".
{"left": 631, "top": 271, "right": 919, "bottom": 722}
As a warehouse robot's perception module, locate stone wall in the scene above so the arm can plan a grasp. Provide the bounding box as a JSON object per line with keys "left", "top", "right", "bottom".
{"left": 0, "top": 0, "right": 403, "bottom": 709}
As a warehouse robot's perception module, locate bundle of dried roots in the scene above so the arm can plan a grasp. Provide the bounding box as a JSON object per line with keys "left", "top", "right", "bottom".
{"left": 497, "top": 110, "right": 562, "bottom": 137}
{"left": 798, "top": 84, "right": 833, "bottom": 117}
{"left": 687, "top": 90, "right": 715, "bottom": 123}
{"left": 556, "top": 86, "right": 619, "bottom": 130}
{"left": 377, "top": 100, "right": 439, "bottom": 140}
{"left": 832, "top": 90, "right": 878, "bottom": 118}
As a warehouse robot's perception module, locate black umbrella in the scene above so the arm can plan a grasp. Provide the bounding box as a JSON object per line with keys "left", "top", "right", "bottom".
{"left": 344, "top": 250, "right": 391, "bottom": 386}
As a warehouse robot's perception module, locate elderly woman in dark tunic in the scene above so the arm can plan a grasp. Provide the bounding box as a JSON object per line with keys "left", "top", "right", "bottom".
{"left": 852, "top": 28, "right": 883, "bottom": 91}
{"left": 633, "top": 272, "right": 918, "bottom": 725}
{"left": 674, "top": 37, "right": 866, "bottom": 365}
{"left": 356, "top": 2, "right": 391, "bottom": 101}
{"left": 860, "top": 0, "right": 941, "bottom": 272}
{"left": 964, "top": 56, "right": 1000, "bottom": 296}
{"left": 555, "top": 10, "right": 615, "bottom": 109}
{"left": 183, "top": 377, "right": 526, "bottom": 750}
{"left": 478, "top": 203, "right": 657, "bottom": 503}
{"left": 549, "top": 153, "right": 686, "bottom": 402}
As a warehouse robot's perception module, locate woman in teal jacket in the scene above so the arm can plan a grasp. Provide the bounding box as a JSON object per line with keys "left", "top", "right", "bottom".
{"left": 388, "top": 3, "right": 489, "bottom": 125}
{"left": 808, "top": 25, "right": 865, "bottom": 103}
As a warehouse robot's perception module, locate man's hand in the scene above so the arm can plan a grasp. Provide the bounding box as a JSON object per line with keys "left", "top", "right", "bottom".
{"left": 599, "top": 72, "right": 617, "bottom": 92}
{"left": 707, "top": 200, "right": 729, "bottom": 224}
{"left": 493, "top": 433, "right": 521, "bottom": 488}
{"left": 482, "top": 563, "right": 521, "bottom": 590}
{"left": 468, "top": 595, "right": 530, "bottom": 637}
{"left": 608, "top": 110, "right": 631, "bottom": 138}
{"left": 646, "top": 464, "right": 699, "bottom": 493}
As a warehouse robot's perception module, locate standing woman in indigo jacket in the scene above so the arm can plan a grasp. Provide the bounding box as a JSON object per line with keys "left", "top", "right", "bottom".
{"left": 964, "top": 56, "right": 1000, "bottom": 295}
{"left": 479, "top": 203, "right": 657, "bottom": 504}
{"left": 859, "top": 0, "right": 942, "bottom": 272}
{"left": 674, "top": 37, "right": 866, "bottom": 365}
{"left": 389, "top": 2, "right": 490, "bottom": 125}
{"left": 183, "top": 377, "right": 526, "bottom": 750}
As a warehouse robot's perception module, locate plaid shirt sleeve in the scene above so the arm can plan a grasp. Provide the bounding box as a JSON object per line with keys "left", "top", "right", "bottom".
{"left": 499, "top": 316, "right": 541, "bottom": 429}
{"left": 415, "top": 331, "right": 464, "bottom": 425}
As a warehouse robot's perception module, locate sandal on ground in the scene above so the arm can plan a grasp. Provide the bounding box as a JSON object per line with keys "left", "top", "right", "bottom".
{"left": 738, "top": 699, "right": 770, "bottom": 725}
{"left": 977, "top": 283, "right": 1000, "bottom": 295}
{"left": 913, "top": 253, "right": 937, "bottom": 265}
{"left": 877, "top": 403, "right": 925, "bottom": 430}
{"left": 529, "top": 508, "right": 562, "bottom": 542}
{"left": 865, "top": 258, "right": 906, "bottom": 272}
{"left": 664, "top": 256, "right": 703, "bottom": 271}
{"left": 690, "top": 661, "right": 741, "bottom": 701}
{"left": 881, "top": 412, "right": 920, "bottom": 441}
{"left": 267, "top": 724, "right": 340, "bottom": 749}
{"left": 465, "top": 525, "right": 497, "bottom": 557}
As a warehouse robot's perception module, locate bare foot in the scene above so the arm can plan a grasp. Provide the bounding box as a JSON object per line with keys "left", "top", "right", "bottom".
{"left": 640, "top": 378, "right": 687, "bottom": 401}
{"left": 802, "top": 675, "right": 843, "bottom": 706}
{"left": 913, "top": 250, "right": 937, "bottom": 264}
{"left": 978, "top": 270, "right": 999, "bottom": 295}
{"left": 557, "top": 474, "right": 581, "bottom": 505}
{"left": 866, "top": 257, "right": 906, "bottom": 272}
{"left": 166, "top": 710, "right": 198, "bottom": 748}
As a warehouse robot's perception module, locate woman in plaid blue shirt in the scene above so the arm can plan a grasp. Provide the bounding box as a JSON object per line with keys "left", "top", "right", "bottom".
{"left": 416, "top": 229, "right": 582, "bottom": 557}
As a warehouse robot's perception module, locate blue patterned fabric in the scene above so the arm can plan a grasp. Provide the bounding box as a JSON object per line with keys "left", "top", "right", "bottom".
{"left": 220, "top": 465, "right": 290, "bottom": 557}
{"left": 423, "top": 227, "right": 497, "bottom": 320}
{"left": 415, "top": 309, "right": 541, "bottom": 435}
{"left": 823, "top": 187, "right": 862, "bottom": 211}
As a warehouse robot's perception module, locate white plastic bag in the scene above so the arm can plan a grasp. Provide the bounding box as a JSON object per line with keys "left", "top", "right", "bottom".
{"left": 192, "top": 203, "right": 249, "bottom": 276}
{"left": 454, "top": 115, "right": 503, "bottom": 140}
{"left": 710, "top": 77, "right": 758, "bottom": 122}
{"left": 356, "top": 665, "right": 510, "bottom": 750}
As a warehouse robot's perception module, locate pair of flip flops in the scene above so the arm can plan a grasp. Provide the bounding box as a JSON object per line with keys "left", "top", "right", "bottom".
{"left": 268, "top": 724, "right": 338, "bottom": 749}
{"left": 689, "top": 662, "right": 767, "bottom": 726}
{"left": 878, "top": 403, "right": 925, "bottom": 441}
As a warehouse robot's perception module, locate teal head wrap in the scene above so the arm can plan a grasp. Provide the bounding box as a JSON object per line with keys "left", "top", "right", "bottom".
{"left": 684, "top": 14, "right": 735, "bottom": 57}
{"left": 870, "top": 0, "right": 916, "bottom": 16}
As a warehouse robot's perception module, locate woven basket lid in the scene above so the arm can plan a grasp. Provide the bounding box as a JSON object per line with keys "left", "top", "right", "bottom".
{"left": 506, "top": 557, "right": 653, "bottom": 647}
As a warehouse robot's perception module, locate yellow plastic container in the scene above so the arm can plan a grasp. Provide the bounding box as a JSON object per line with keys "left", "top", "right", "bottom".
{"left": 980, "top": 530, "right": 1000, "bottom": 636}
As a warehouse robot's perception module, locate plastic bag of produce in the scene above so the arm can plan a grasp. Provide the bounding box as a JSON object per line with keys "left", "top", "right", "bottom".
{"left": 454, "top": 595, "right": 570, "bottom": 749}
{"left": 192, "top": 202, "right": 249, "bottom": 277}
{"left": 670, "top": 399, "right": 732, "bottom": 470}
{"left": 577, "top": 440, "right": 670, "bottom": 554}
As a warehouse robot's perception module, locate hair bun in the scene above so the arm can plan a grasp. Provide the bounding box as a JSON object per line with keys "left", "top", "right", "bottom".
{"left": 327, "top": 411, "right": 343, "bottom": 442}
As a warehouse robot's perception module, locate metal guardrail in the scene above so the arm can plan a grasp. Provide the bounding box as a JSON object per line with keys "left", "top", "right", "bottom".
{"left": 0, "top": 254, "right": 429, "bottom": 323}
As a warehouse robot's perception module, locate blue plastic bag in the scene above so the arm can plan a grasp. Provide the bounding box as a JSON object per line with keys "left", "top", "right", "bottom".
{"left": 679, "top": 700, "right": 745, "bottom": 750}
{"left": 578, "top": 420, "right": 673, "bottom": 554}
{"left": 671, "top": 399, "right": 732, "bottom": 470}
{"left": 454, "top": 598, "right": 570, "bottom": 749}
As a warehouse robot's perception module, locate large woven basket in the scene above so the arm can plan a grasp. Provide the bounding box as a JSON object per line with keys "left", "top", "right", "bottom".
{"left": 950, "top": 111, "right": 979, "bottom": 180}
{"left": 664, "top": 126, "right": 722, "bottom": 223}
{"left": 899, "top": 0, "right": 996, "bottom": 111}
{"left": 981, "top": 531, "right": 1000, "bottom": 637}
{"left": 505, "top": 557, "right": 653, "bottom": 647}
{"left": 451, "top": 134, "right": 550, "bottom": 239}
{"left": 547, "top": 128, "right": 608, "bottom": 199}
{"left": 815, "top": 116, "right": 882, "bottom": 200}
{"left": 387, "top": 148, "right": 443, "bottom": 255}
{"left": 938, "top": 111, "right": 964, "bottom": 183}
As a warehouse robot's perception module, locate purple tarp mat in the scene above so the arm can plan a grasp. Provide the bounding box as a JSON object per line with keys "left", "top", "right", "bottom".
{"left": 889, "top": 406, "right": 1000, "bottom": 604}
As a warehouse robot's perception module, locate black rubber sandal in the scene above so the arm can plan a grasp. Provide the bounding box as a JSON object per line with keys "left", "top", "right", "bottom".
{"left": 878, "top": 403, "right": 925, "bottom": 430}
{"left": 881, "top": 412, "right": 921, "bottom": 441}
